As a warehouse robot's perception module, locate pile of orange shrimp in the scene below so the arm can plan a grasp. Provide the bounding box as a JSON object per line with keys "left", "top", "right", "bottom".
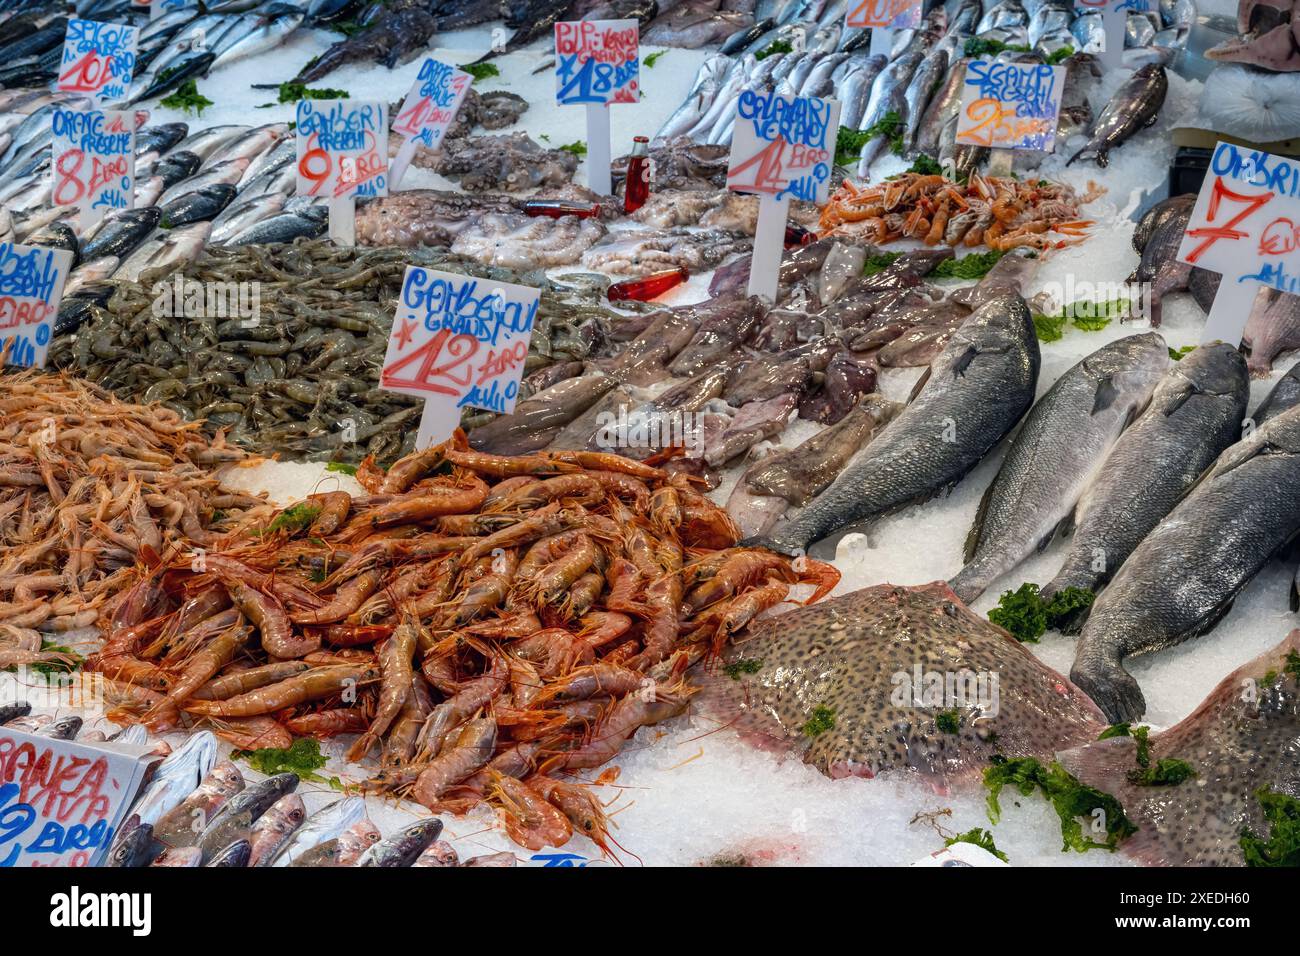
{"left": 90, "top": 430, "right": 838, "bottom": 857}
{"left": 819, "top": 171, "right": 1103, "bottom": 251}
{"left": 0, "top": 371, "right": 260, "bottom": 666}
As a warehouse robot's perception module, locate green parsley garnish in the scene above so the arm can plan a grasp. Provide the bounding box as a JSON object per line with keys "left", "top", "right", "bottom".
{"left": 278, "top": 82, "right": 351, "bottom": 104}
{"left": 558, "top": 141, "right": 588, "bottom": 156}
{"left": 160, "top": 79, "right": 213, "bottom": 116}
{"left": 325, "top": 461, "right": 358, "bottom": 476}
{"left": 643, "top": 50, "right": 665, "bottom": 68}
{"left": 1240, "top": 789, "right": 1300, "bottom": 866}
{"left": 755, "top": 39, "right": 793, "bottom": 60}
{"left": 985, "top": 756, "right": 1136, "bottom": 852}
{"left": 945, "top": 827, "right": 1008, "bottom": 862}
{"left": 801, "top": 706, "right": 836, "bottom": 737}
{"left": 723, "top": 658, "right": 764, "bottom": 680}
{"left": 458, "top": 62, "right": 500, "bottom": 81}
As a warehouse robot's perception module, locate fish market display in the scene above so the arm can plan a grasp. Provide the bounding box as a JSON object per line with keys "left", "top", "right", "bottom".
{"left": 751, "top": 293, "right": 1040, "bottom": 556}
{"left": 820, "top": 172, "right": 1097, "bottom": 251}
{"left": 950, "top": 333, "right": 1170, "bottom": 604}
{"left": 0, "top": 371, "right": 258, "bottom": 635}
{"left": 85, "top": 433, "right": 837, "bottom": 853}
{"left": 1041, "top": 344, "right": 1250, "bottom": 607}
{"left": 1059, "top": 632, "right": 1300, "bottom": 866}
{"left": 707, "top": 581, "right": 1106, "bottom": 784}
{"left": 1072, "top": 404, "right": 1300, "bottom": 722}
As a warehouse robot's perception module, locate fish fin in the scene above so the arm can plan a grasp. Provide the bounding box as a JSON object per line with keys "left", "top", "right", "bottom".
{"left": 963, "top": 480, "right": 997, "bottom": 564}
{"left": 1039, "top": 511, "right": 1073, "bottom": 553}
{"left": 1091, "top": 375, "right": 1120, "bottom": 415}
{"left": 906, "top": 366, "right": 932, "bottom": 403}
{"left": 950, "top": 345, "right": 979, "bottom": 378}
{"left": 1070, "top": 655, "right": 1145, "bottom": 723}
{"left": 1161, "top": 381, "right": 1198, "bottom": 416}
{"left": 1144, "top": 113, "right": 1158, "bottom": 127}
{"left": 1065, "top": 145, "right": 1088, "bottom": 166}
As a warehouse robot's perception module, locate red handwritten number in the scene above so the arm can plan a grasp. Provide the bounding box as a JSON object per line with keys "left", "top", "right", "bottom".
{"left": 53, "top": 150, "right": 86, "bottom": 205}
{"left": 1183, "top": 175, "right": 1274, "bottom": 264}
{"left": 382, "top": 329, "right": 480, "bottom": 395}
{"left": 727, "top": 136, "right": 789, "bottom": 195}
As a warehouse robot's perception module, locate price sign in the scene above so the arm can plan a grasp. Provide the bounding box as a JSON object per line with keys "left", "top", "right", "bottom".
{"left": 381, "top": 268, "right": 539, "bottom": 447}
{"left": 52, "top": 108, "right": 135, "bottom": 229}
{"left": 0, "top": 242, "right": 74, "bottom": 370}
{"left": 0, "top": 725, "right": 155, "bottom": 866}
{"left": 1177, "top": 141, "right": 1300, "bottom": 344}
{"left": 294, "top": 99, "right": 388, "bottom": 200}
{"left": 57, "top": 19, "right": 137, "bottom": 103}
{"left": 389, "top": 59, "right": 472, "bottom": 189}
{"left": 955, "top": 60, "right": 1065, "bottom": 152}
{"left": 846, "top": 0, "right": 922, "bottom": 30}
{"left": 726, "top": 91, "right": 840, "bottom": 203}
{"left": 554, "top": 19, "right": 640, "bottom": 106}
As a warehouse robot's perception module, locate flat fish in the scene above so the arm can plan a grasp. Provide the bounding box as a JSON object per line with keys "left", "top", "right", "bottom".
{"left": 1059, "top": 631, "right": 1300, "bottom": 865}
{"left": 1072, "top": 403, "right": 1300, "bottom": 722}
{"left": 706, "top": 581, "right": 1106, "bottom": 784}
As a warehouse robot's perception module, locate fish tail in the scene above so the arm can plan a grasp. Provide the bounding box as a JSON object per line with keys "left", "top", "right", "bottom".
{"left": 1069, "top": 653, "right": 1145, "bottom": 724}
{"left": 1064, "top": 146, "right": 1087, "bottom": 167}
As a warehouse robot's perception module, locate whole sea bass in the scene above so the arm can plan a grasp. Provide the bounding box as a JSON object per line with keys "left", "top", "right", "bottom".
{"left": 1041, "top": 344, "right": 1249, "bottom": 608}
{"left": 706, "top": 581, "right": 1106, "bottom": 786}
{"left": 1059, "top": 631, "right": 1300, "bottom": 865}
{"left": 1067, "top": 63, "right": 1167, "bottom": 167}
{"left": 749, "top": 294, "right": 1040, "bottom": 556}
{"left": 1072, "top": 403, "right": 1300, "bottom": 722}
{"left": 949, "top": 333, "right": 1170, "bottom": 604}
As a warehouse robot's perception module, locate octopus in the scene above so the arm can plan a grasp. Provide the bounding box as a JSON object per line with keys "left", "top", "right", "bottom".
{"left": 437, "top": 133, "right": 579, "bottom": 192}
{"left": 452, "top": 212, "right": 607, "bottom": 269}
{"left": 356, "top": 190, "right": 523, "bottom": 247}
{"left": 612, "top": 137, "right": 731, "bottom": 192}
{"left": 708, "top": 582, "right": 1106, "bottom": 786}
{"left": 581, "top": 228, "right": 751, "bottom": 276}
{"left": 391, "top": 90, "right": 532, "bottom": 171}
{"left": 700, "top": 193, "right": 821, "bottom": 236}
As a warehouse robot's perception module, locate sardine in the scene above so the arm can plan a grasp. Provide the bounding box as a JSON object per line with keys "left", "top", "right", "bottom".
{"left": 355, "top": 818, "right": 444, "bottom": 867}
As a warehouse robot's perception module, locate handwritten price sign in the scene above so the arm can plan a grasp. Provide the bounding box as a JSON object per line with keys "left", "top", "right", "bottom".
{"left": 0, "top": 725, "right": 154, "bottom": 866}
{"left": 52, "top": 108, "right": 135, "bottom": 219}
{"left": 846, "top": 0, "right": 922, "bottom": 29}
{"left": 381, "top": 268, "right": 539, "bottom": 419}
{"left": 0, "top": 242, "right": 74, "bottom": 370}
{"left": 1177, "top": 142, "right": 1300, "bottom": 294}
{"left": 394, "top": 59, "right": 472, "bottom": 151}
{"left": 295, "top": 99, "right": 388, "bottom": 200}
{"left": 555, "top": 19, "right": 639, "bottom": 106}
{"left": 726, "top": 91, "right": 840, "bottom": 203}
{"left": 955, "top": 60, "right": 1064, "bottom": 152}
{"left": 57, "top": 19, "right": 137, "bottom": 103}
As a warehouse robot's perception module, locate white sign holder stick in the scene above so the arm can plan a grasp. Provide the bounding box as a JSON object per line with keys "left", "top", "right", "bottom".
{"left": 329, "top": 194, "right": 355, "bottom": 246}
{"left": 869, "top": 26, "right": 893, "bottom": 57}
{"left": 748, "top": 193, "right": 791, "bottom": 301}
{"left": 1100, "top": 5, "right": 1126, "bottom": 70}
{"left": 586, "top": 102, "right": 612, "bottom": 195}
{"left": 389, "top": 139, "right": 421, "bottom": 190}
{"left": 1201, "top": 278, "right": 1263, "bottom": 346}
{"left": 416, "top": 397, "right": 462, "bottom": 450}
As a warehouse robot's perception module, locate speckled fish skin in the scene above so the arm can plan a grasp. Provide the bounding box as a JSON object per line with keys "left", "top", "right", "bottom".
{"left": 748, "top": 293, "right": 1040, "bottom": 556}
{"left": 355, "top": 818, "right": 443, "bottom": 866}
{"left": 712, "top": 581, "right": 1105, "bottom": 784}
{"left": 1041, "top": 344, "right": 1249, "bottom": 606}
{"left": 1059, "top": 631, "right": 1300, "bottom": 866}
{"left": 950, "top": 333, "right": 1170, "bottom": 603}
{"left": 1066, "top": 64, "right": 1167, "bottom": 167}
{"left": 1072, "top": 404, "right": 1300, "bottom": 723}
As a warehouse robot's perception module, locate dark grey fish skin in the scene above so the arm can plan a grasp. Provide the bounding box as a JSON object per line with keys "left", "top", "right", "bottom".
{"left": 160, "top": 184, "right": 237, "bottom": 229}
{"left": 1188, "top": 266, "right": 1221, "bottom": 313}
{"left": 81, "top": 208, "right": 163, "bottom": 261}
{"left": 196, "top": 772, "right": 298, "bottom": 862}
{"left": 25, "top": 222, "right": 79, "bottom": 267}
{"left": 1245, "top": 289, "right": 1300, "bottom": 377}
{"left": 1059, "top": 631, "right": 1300, "bottom": 866}
{"left": 225, "top": 206, "right": 328, "bottom": 246}
{"left": 0, "top": 702, "right": 31, "bottom": 725}
{"left": 356, "top": 818, "right": 443, "bottom": 866}
{"left": 152, "top": 150, "right": 203, "bottom": 190}
{"left": 1072, "top": 403, "right": 1300, "bottom": 723}
{"left": 1041, "top": 344, "right": 1249, "bottom": 610}
{"left": 107, "top": 823, "right": 157, "bottom": 868}
{"left": 1252, "top": 358, "right": 1300, "bottom": 428}
{"left": 1131, "top": 204, "right": 1192, "bottom": 326}
{"left": 747, "top": 294, "right": 1041, "bottom": 556}
{"left": 1067, "top": 64, "right": 1167, "bottom": 167}
{"left": 745, "top": 394, "right": 901, "bottom": 504}
{"left": 206, "top": 839, "right": 252, "bottom": 866}
{"left": 950, "top": 333, "right": 1169, "bottom": 604}
{"left": 468, "top": 372, "right": 616, "bottom": 455}
{"left": 1132, "top": 192, "right": 1196, "bottom": 253}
